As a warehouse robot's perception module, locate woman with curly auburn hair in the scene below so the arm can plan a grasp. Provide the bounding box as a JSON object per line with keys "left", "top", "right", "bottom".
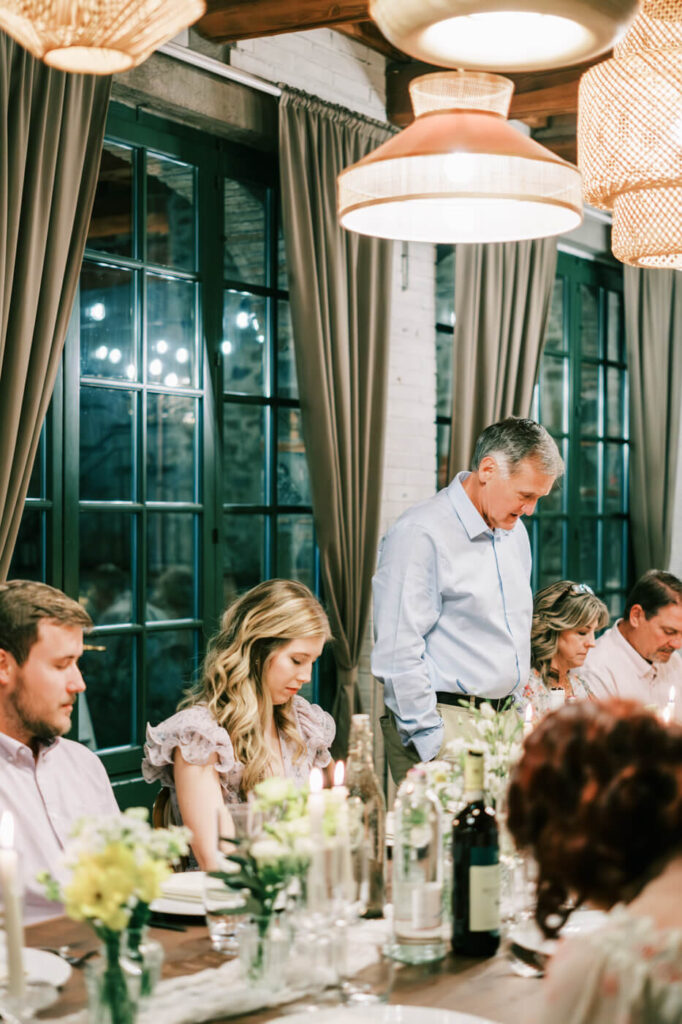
{"left": 142, "top": 579, "right": 335, "bottom": 868}
{"left": 519, "top": 581, "right": 609, "bottom": 713}
{"left": 508, "top": 699, "right": 682, "bottom": 1024}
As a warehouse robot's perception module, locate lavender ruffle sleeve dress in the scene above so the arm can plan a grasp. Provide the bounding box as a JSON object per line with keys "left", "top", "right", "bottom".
{"left": 141, "top": 695, "right": 335, "bottom": 821}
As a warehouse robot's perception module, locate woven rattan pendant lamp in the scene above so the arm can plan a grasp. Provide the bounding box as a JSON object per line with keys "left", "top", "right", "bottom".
{"left": 337, "top": 71, "right": 583, "bottom": 244}
{"left": 578, "top": 10, "right": 682, "bottom": 267}
{"left": 370, "top": 0, "right": 638, "bottom": 72}
{"left": 641, "top": 0, "right": 682, "bottom": 18}
{"left": 0, "top": 0, "right": 206, "bottom": 74}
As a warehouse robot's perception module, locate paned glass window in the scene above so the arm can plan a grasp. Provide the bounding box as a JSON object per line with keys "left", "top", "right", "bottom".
{"left": 7, "top": 104, "right": 319, "bottom": 797}
{"left": 222, "top": 178, "right": 318, "bottom": 647}
{"left": 530, "top": 252, "right": 629, "bottom": 616}
{"left": 435, "top": 245, "right": 455, "bottom": 489}
{"left": 76, "top": 140, "right": 202, "bottom": 755}
{"left": 434, "top": 247, "right": 629, "bottom": 614}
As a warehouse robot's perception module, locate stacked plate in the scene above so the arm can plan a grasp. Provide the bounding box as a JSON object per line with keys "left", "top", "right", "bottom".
{"left": 150, "top": 870, "right": 207, "bottom": 917}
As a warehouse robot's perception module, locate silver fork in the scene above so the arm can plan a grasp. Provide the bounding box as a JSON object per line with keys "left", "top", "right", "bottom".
{"left": 38, "top": 945, "right": 98, "bottom": 967}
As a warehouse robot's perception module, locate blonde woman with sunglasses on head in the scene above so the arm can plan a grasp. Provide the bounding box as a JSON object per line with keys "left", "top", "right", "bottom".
{"left": 142, "top": 579, "right": 335, "bottom": 869}
{"left": 519, "top": 580, "right": 609, "bottom": 714}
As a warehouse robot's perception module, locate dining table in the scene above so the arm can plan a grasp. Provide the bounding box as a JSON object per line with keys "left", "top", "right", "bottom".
{"left": 25, "top": 915, "right": 546, "bottom": 1024}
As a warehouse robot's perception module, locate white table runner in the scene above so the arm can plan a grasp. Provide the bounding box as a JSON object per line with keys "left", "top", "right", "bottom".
{"left": 49, "top": 918, "right": 389, "bottom": 1024}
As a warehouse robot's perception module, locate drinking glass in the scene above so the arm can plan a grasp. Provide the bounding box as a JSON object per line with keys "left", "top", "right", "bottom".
{"left": 340, "top": 921, "right": 394, "bottom": 1005}
{"left": 203, "top": 805, "right": 259, "bottom": 955}
{"left": 203, "top": 867, "right": 248, "bottom": 954}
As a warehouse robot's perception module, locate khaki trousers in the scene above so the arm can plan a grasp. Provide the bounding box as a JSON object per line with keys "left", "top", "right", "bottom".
{"left": 380, "top": 702, "right": 516, "bottom": 787}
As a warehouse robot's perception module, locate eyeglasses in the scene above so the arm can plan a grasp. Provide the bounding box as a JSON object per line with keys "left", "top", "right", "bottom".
{"left": 557, "top": 582, "right": 595, "bottom": 600}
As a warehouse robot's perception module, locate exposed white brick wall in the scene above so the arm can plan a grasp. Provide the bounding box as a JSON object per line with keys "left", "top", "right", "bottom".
{"left": 230, "top": 28, "right": 386, "bottom": 122}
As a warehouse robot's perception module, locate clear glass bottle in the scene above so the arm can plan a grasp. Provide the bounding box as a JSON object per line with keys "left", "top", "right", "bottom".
{"left": 389, "top": 766, "right": 446, "bottom": 964}
{"left": 452, "top": 749, "right": 500, "bottom": 958}
{"left": 345, "top": 713, "right": 386, "bottom": 918}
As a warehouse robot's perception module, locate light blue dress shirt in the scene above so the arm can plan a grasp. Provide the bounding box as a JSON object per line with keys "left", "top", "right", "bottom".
{"left": 371, "top": 471, "right": 532, "bottom": 762}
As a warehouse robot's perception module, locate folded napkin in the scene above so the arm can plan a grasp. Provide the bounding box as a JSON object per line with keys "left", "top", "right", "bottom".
{"left": 48, "top": 918, "right": 390, "bottom": 1024}
{"left": 159, "top": 872, "right": 206, "bottom": 903}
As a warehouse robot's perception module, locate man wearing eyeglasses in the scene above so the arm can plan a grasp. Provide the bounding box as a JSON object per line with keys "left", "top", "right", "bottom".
{"left": 581, "top": 569, "right": 682, "bottom": 715}
{"left": 372, "top": 417, "right": 564, "bottom": 785}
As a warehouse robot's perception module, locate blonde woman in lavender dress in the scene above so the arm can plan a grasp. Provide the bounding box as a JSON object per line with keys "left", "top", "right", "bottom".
{"left": 520, "top": 581, "right": 609, "bottom": 715}
{"left": 142, "top": 579, "right": 335, "bottom": 869}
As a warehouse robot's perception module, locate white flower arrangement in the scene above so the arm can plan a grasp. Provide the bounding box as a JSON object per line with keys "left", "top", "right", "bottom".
{"left": 40, "top": 807, "right": 191, "bottom": 931}
{"left": 423, "top": 703, "right": 524, "bottom": 812}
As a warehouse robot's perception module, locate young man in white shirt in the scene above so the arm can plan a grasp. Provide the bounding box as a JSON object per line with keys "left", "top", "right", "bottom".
{"left": 582, "top": 569, "right": 682, "bottom": 715}
{"left": 0, "top": 580, "right": 119, "bottom": 921}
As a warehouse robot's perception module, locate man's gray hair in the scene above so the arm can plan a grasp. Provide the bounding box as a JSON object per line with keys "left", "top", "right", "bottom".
{"left": 471, "top": 417, "right": 564, "bottom": 478}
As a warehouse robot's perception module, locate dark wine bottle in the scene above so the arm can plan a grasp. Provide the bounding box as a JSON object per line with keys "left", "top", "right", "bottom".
{"left": 452, "top": 748, "right": 500, "bottom": 957}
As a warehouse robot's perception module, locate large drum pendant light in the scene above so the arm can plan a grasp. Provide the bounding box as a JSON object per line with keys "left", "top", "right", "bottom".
{"left": 338, "top": 71, "right": 583, "bottom": 244}
{"left": 370, "top": 0, "right": 639, "bottom": 72}
{"left": 578, "top": 10, "right": 682, "bottom": 267}
{"left": 0, "top": 0, "right": 206, "bottom": 74}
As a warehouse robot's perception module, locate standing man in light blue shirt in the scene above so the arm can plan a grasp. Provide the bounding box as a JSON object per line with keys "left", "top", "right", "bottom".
{"left": 372, "top": 418, "right": 563, "bottom": 784}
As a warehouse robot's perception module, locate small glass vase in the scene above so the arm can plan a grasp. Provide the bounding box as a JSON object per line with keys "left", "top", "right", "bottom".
{"left": 121, "top": 923, "right": 164, "bottom": 1000}
{"left": 84, "top": 931, "right": 140, "bottom": 1024}
{"left": 237, "top": 914, "right": 288, "bottom": 987}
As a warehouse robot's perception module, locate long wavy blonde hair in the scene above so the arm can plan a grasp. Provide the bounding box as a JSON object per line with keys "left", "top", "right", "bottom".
{"left": 531, "top": 580, "right": 609, "bottom": 688}
{"left": 181, "top": 579, "right": 331, "bottom": 795}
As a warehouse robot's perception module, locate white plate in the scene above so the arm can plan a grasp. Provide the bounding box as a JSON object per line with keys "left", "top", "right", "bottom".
{"left": 509, "top": 908, "right": 607, "bottom": 957}
{"left": 276, "top": 1006, "right": 499, "bottom": 1024}
{"left": 0, "top": 948, "right": 72, "bottom": 989}
{"left": 149, "top": 896, "right": 206, "bottom": 917}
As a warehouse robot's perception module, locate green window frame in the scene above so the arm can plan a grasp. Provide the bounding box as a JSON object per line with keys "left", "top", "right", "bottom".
{"left": 8, "top": 103, "right": 319, "bottom": 803}
{"left": 529, "top": 251, "right": 630, "bottom": 616}
{"left": 434, "top": 247, "right": 630, "bottom": 613}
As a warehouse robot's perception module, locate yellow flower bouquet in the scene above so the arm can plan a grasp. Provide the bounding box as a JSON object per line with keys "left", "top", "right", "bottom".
{"left": 40, "top": 807, "right": 190, "bottom": 1024}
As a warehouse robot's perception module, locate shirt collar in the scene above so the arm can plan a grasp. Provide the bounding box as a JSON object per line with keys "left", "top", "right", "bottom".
{"left": 611, "top": 620, "right": 658, "bottom": 678}
{"left": 447, "top": 471, "right": 511, "bottom": 541}
{"left": 0, "top": 730, "right": 60, "bottom": 764}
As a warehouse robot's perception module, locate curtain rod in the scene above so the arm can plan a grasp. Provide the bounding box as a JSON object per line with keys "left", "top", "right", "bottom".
{"left": 157, "top": 41, "right": 282, "bottom": 98}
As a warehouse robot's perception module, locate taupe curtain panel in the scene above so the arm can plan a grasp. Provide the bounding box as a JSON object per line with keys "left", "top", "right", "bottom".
{"left": 624, "top": 265, "right": 682, "bottom": 577}
{"left": 447, "top": 238, "right": 558, "bottom": 476}
{"left": 278, "top": 89, "right": 393, "bottom": 756}
{"left": 0, "top": 33, "right": 111, "bottom": 579}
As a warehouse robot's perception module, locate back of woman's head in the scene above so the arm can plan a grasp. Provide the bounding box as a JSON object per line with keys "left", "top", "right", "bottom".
{"left": 531, "top": 581, "right": 609, "bottom": 683}
{"left": 508, "top": 700, "right": 682, "bottom": 935}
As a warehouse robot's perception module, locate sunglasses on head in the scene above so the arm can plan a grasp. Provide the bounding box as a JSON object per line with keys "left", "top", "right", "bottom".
{"left": 558, "top": 582, "right": 594, "bottom": 599}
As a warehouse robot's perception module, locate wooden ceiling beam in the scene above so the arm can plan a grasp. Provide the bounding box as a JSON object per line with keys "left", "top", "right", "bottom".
{"left": 335, "top": 21, "right": 410, "bottom": 62}
{"left": 196, "top": 0, "right": 371, "bottom": 43}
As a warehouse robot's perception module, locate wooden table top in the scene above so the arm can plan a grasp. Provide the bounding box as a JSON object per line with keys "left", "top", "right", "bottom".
{"left": 26, "top": 916, "right": 545, "bottom": 1024}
